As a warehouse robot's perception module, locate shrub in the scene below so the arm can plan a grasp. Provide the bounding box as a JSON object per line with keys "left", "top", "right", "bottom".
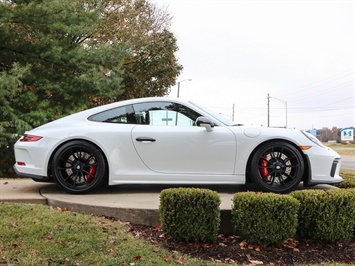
{"left": 290, "top": 189, "right": 355, "bottom": 241}
{"left": 343, "top": 188, "right": 355, "bottom": 237}
{"left": 231, "top": 192, "right": 299, "bottom": 245}
{"left": 159, "top": 188, "right": 221, "bottom": 242}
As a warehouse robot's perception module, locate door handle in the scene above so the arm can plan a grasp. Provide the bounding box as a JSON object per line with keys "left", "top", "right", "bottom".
{"left": 135, "top": 137, "right": 156, "bottom": 142}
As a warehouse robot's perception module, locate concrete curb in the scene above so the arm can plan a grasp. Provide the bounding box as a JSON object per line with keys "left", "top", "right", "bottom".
{"left": 47, "top": 198, "right": 161, "bottom": 226}
{"left": 0, "top": 179, "right": 48, "bottom": 205}
{"left": 40, "top": 184, "right": 236, "bottom": 233}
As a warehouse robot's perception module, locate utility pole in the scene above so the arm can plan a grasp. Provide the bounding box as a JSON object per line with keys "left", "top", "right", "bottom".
{"left": 267, "top": 93, "right": 270, "bottom": 127}
{"left": 285, "top": 101, "right": 288, "bottom": 128}
{"left": 232, "top": 104, "right": 235, "bottom": 121}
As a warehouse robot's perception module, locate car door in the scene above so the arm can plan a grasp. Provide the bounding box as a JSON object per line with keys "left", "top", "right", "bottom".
{"left": 131, "top": 101, "right": 237, "bottom": 175}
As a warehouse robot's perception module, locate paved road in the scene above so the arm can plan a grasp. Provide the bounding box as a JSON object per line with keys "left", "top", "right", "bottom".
{"left": 341, "top": 155, "right": 355, "bottom": 170}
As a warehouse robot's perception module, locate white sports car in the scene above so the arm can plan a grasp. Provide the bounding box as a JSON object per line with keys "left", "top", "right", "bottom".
{"left": 14, "top": 97, "right": 343, "bottom": 194}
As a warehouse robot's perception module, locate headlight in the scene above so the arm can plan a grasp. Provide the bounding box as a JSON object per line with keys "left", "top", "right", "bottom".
{"left": 301, "top": 131, "right": 326, "bottom": 148}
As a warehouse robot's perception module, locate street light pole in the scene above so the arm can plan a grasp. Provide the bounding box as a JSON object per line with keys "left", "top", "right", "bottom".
{"left": 177, "top": 79, "right": 192, "bottom": 98}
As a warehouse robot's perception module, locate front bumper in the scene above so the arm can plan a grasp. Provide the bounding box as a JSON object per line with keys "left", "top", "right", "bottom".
{"left": 303, "top": 146, "right": 343, "bottom": 186}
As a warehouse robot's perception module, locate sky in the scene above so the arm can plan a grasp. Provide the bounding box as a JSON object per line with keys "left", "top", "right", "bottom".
{"left": 153, "top": 0, "right": 354, "bottom": 130}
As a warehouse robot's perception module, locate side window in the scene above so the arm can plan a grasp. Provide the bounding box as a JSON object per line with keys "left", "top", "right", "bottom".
{"left": 132, "top": 102, "right": 201, "bottom": 126}
{"left": 88, "top": 105, "right": 136, "bottom": 124}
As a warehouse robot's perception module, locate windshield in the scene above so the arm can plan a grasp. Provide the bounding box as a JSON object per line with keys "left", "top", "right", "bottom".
{"left": 189, "top": 101, "right": 234, "bottom": 126}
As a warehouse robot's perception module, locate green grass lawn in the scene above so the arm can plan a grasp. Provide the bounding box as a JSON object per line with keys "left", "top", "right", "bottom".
{"left": 1, "top": 202, "right": 352, "bottom": 266}
{"left": 323, "top": 142, "right": 355, "bottom": 156}
{"left": 337, "top": 169, "right": 355, "bottom": 188}
{"left": 0, "top": 202, "right": 222, "bottom": 266}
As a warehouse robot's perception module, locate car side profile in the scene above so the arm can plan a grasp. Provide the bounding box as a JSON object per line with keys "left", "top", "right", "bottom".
{"left": 14, "top": 97, "right": 343, "bottom": 194}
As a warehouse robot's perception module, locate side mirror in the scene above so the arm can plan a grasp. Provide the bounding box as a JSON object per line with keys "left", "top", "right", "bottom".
{"left": 196, "top": 116, "right": 214, "bottom": 132}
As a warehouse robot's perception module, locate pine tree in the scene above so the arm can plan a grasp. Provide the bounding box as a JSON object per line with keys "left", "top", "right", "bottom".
{"left": 0, "top": 0, "right": 127, "bottom": 174}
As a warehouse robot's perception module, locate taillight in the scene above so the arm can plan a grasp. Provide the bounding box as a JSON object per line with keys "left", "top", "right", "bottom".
{"left": 20, "top": 134, "right": 43, "bottom": 142}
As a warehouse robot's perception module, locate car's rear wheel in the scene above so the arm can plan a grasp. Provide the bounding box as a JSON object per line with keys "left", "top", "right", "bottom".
{"left": 51, "top": 140, "right": 107, "bottom": 194}
{"left": 249, "top": 141, "right": 304, "bottom": 193}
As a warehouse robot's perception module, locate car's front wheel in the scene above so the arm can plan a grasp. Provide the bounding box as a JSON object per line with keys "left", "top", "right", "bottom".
{"left": 51, "top": 140, "right": 107, "bottom": 194}
{"left": 249, "top": 141, "right": 304, "bottom": 193}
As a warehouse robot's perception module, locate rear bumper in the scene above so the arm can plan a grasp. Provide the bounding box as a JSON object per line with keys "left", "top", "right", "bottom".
{"left": 13, "top": 165, "right": 51, "bottom": 182}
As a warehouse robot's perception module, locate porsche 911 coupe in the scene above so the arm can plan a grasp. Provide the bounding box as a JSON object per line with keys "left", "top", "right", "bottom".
{"left": 14, "top": 97, "right": 343, "bottom": 194}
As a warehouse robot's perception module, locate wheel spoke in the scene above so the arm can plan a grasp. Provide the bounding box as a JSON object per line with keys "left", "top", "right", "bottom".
{"left": 64, "top": 172, "right": 76, "bottom": 182}
{"left": 80, "top": 172, "right": 89, "bottom": 185}
{"left": 260, "top": 155, "right": 269, "bottom": 163}
{"left": 268, "top": 171, "right": 276, "bottom": 185}
{"left": 281, "top": 171, "right": 294, "bottom": 181}
{"left": 71, "top": 149, "right": 79, "bottom": 160}
{"left": 59, "top": 157, "right": 73, "bottom": 165}
{"left": 283, "top": 155, "right": 295, "bottom": 164}
{"left": 277, "top": 175, "right": 286, "bottom": 186}
{"left": 278, "top": 147, "right": 284, "bottom": 159}
{"left": 85, "top": 154, "right": 95, "bottom": 161}
{"left": 57, "top": 165, "right": 72, "bottom": 170}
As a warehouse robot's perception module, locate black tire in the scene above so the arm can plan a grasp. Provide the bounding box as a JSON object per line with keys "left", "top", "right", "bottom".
{"left": 51, "top": 140, "right": 107, "bottom": 194}
{"left": 249, "top": 141, "right": 304, "bottom": 193}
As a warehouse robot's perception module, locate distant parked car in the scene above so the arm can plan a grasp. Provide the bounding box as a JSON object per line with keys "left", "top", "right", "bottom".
{"left": 14, "top": 97, "right": 343, "bottom": 194}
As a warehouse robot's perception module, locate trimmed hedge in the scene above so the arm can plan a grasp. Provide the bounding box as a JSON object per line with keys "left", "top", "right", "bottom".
{"left": 231, "top": 192, "right": 300, "bottom": 245}
{"left": 160, "top": 188, "right": 354, "bottom": 245}
{"left": 290, "top": 189, "right": 355, "bottom": 241}
{"left": 159, "top": 188, "right": 221, "bottom": 242}
{"left": 346, "top": 188, "right": 355, "bottom": 236}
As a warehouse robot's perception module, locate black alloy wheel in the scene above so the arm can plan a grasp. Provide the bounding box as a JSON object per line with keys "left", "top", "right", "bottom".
{"left": 249, "top": 141, "right": 305, "bottom": 193}
{"left": 51, "top": 140, "right": 107, "bottom": 194}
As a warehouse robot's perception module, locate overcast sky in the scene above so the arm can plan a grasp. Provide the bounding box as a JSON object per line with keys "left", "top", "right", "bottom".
{"left": 153, "top": 0, "right": 354, "bottom": 130}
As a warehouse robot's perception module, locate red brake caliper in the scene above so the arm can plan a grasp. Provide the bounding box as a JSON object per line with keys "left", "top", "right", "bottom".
{"left": 260, "top": 155, "right": 269, "bottom": 181}
{"left": 86, "top": 165, "right": 96, "bottom": 182}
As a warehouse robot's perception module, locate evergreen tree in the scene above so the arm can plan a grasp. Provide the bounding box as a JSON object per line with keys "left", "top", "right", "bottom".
{"left": 0, "top": 0, "right": 127, "bottom": 174}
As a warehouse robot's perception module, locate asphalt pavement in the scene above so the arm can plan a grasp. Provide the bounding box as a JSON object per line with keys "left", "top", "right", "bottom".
{"left": 341, "top": 155, "right": 355, "bottom": 170}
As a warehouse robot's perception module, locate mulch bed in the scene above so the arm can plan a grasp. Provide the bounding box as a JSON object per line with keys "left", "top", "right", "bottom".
{"left": 129, "top": 224, "right": 354, "bottom": 265}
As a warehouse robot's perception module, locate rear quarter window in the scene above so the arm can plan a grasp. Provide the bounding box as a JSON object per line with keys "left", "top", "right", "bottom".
{"left": 88, "top": 105, "right": 136, "bottom": 124}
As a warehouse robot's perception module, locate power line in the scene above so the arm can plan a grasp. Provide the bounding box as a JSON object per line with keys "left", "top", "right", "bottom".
{"left": 278, "top": 69, "right": 354, "bottom": 99}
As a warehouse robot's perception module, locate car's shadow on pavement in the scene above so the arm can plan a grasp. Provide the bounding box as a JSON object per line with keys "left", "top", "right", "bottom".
{"left": 100, "top": 183, "right": 252, "bottom": 194}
